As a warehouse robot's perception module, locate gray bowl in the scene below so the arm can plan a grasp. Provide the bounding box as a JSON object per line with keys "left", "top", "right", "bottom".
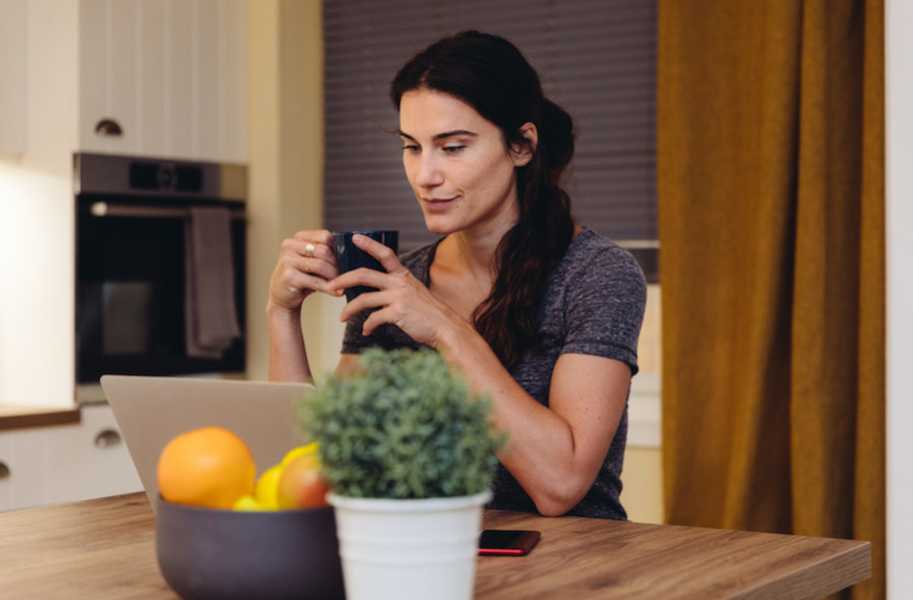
{"left": 156, "top": 498, "right": 345, "bottom": 600}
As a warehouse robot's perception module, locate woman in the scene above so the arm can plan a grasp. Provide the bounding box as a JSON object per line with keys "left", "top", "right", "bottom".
{"left": 267, "top": 31, "right": 646, "bottom": 519}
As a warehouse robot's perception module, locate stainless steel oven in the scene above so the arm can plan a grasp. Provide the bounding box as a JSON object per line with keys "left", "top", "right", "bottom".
{"left": 74, "top": 153, "right": 247, "bottom": 387}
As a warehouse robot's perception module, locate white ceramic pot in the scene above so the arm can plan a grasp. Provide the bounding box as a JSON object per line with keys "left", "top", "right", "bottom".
{"left": 328, "top": 490, "right": 492, "bottom": 600}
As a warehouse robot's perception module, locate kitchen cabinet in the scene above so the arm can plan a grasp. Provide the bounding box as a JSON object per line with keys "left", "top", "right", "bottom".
{"left": 0, "top": 435, "right": 11, "bottom": 511}
{"left": 77, "top": 0, "right": 248, "bottom": 162}
{"left": 4, "top": 428, "right": 50, "bottom": 511}
{"left": 45, "top": 404, "right": 143, "bottom": 505}
{"left": 0, "top": 0, "right": 27, "bottom": 156}
{"left": 0, "top": 405, "right": 142, "bottom": 512}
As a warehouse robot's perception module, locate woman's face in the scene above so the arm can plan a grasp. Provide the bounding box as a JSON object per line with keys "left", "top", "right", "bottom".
{"left": 398, "top": 88, "right": 531, "bottom": 236}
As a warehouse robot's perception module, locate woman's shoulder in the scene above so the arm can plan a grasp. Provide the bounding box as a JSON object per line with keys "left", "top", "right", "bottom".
{"left": 561, "top": 228, "right": 645, "bottom": 282}
{"left": 548, "top": 227, "right": 647, "bottom": 309}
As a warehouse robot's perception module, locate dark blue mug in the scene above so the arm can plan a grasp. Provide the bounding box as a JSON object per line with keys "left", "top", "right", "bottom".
{"left": 332, "top": 230, "right": 399, "bottom": 302}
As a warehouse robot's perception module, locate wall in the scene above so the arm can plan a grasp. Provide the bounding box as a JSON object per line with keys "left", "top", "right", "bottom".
{"left": 622, "top": 285, "right": 663, "bottom": 524}
{"left": 621, "top": 447, "right": 662, "bottom": 523}
{"left": 246, "top": 0, "right": 282, "bottom": 381}
{"left": 886, "top": 0, "right": 912, "bottom": 595}
{"left": 246, "top": 0, "right": 338, "bottom": 382}
{"left": 0, "top": 0, "right": 79, "bottom": 408}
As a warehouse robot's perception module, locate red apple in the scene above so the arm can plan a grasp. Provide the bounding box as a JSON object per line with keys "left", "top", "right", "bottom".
{"left": 276, "top": 454, "right": 330, "bottom": 509}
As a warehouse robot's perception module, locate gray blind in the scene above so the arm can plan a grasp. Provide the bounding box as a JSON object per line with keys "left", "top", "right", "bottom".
{"left": 323, "top": 0, "right": 657, "bottom": 275}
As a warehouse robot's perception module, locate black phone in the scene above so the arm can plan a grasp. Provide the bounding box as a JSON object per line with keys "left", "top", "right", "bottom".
{"left": 478, "top": 529, "right": 541, "bottom": 556}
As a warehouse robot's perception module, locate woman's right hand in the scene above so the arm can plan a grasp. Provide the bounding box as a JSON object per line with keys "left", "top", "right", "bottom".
{"left": 267, "top": 229, "right": 340, "bottom": 311}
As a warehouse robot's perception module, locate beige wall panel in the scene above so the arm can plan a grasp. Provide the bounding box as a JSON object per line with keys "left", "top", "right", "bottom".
{"left": 621, "top": 447, "right": 664, "bottom": 524}
{"left": 246, "top": 0, "right": 323, "bottom": 380}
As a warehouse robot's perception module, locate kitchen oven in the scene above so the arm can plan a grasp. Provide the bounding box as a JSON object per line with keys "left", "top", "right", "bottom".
{"left": 75, "top": 153, "right": 246, "bottom": 387}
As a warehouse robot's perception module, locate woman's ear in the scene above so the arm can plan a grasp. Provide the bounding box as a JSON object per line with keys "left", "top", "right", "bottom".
{"left": 509, "top": 122, "right": 538, "bottom": 167}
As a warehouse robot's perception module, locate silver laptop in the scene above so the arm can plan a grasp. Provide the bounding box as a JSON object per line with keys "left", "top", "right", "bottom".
{"left": 100, "top": 375, "right": 314, "bottom": 512}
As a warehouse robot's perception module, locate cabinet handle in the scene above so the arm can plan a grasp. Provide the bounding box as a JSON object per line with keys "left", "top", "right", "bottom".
{"left": 94, "top": 429, "right": 122, "bottom": 449}
{"left": 94, "top": 118, "right": 123, "bottom": 137}
{"left": 0, "top": 461, "right": 9, "bottom": 480}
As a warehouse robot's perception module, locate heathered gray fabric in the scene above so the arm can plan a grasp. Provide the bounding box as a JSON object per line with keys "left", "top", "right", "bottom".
{"left": 341, "top": 228, "right": 647, "bottom": 519}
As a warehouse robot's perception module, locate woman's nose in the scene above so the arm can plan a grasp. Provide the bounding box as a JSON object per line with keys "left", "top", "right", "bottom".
{"left": 415, "top": 153, "right": 444, "bottom": 187}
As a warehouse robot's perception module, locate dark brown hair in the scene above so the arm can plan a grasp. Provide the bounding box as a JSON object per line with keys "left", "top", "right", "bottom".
{"left": 391, "top": 30, "right": 575, "bottom": 369}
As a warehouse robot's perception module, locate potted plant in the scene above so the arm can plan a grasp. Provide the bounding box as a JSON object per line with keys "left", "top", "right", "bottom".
{"left": 300, "top": 348, "right": 505, "bottom": 600}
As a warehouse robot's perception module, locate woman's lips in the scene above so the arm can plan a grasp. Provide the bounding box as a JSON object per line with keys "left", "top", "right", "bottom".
{"left": 423, "top": 196, "right": 458, "bottom": 211}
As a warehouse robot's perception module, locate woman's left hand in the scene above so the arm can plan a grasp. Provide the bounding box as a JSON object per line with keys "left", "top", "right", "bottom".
{"left": 326, "top": 234, "right": 468, "bottom": 348}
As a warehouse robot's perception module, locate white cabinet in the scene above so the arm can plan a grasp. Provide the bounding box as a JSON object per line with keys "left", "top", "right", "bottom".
{"left": 45, "top": 405, "right": 143, "bottom": 505}
{"left": 0, "top": 405, "right": 143, "bottom": 512}
{"left": 0, "top": 428, "right": 47, "bottom": 512}
{"left": 0, "top": 434, "right": 13, "bottom": 511}
{"left": 3, "top": 428, "right": 50, "bottom": 510}
{"left": 0, "top": 0, "right": 28, "bottom": 156}
{"left": 77, "top": 0, "right": 248, "bottom": 162}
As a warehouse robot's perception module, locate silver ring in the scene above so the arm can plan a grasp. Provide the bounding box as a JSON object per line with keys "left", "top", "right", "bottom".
{"left": 304, "top": 243, "right": 316, "bottom": 257}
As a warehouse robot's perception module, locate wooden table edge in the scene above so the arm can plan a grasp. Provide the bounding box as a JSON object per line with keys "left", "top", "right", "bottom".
{"left": 734, "top": 537, "right": 871, "bottom": 600}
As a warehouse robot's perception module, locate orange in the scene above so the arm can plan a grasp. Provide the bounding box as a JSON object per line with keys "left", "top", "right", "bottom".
{"left": 157, "top": 426, "right": 256, "bottom": 509}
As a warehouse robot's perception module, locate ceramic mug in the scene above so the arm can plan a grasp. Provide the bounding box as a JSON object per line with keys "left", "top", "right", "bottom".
{"left": 332, "top": 230, "right": 399, "bottom": 302}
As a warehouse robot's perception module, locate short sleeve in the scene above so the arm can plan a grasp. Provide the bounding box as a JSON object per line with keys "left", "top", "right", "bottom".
{"left": 561, "top": 247, "right": 647, "bottom": 376}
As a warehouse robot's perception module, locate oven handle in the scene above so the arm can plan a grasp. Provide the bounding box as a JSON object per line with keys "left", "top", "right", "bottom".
{"left": 89, "top": 202, "right": 246, "bottom": 221}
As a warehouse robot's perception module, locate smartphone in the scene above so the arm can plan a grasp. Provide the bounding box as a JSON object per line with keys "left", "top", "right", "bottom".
{"left": 478, "top": 529, "right": 541, "bottom": 556}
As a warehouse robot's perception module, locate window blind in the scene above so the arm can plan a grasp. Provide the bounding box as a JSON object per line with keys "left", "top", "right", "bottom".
{"left": 323, "top": 0, "right": 657, "bottom": 281}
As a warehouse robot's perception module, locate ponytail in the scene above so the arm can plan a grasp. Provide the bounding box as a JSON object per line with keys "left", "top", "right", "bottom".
{"left": 473, "top": 98, "right": 575, "bottom": 369}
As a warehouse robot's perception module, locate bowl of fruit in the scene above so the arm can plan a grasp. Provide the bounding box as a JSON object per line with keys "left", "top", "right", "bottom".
{"left": 154, "top": 427, "right": 345, "bottom": 600}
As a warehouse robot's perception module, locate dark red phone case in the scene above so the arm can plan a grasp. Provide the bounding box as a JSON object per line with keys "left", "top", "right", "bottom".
{"left": 478, "top": 529, "right": 541, "bottom": 556}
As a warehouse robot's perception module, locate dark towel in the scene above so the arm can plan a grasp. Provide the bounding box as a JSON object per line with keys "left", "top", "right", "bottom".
{"left": 185, "top": 206, "right": 240, "bottom": 359}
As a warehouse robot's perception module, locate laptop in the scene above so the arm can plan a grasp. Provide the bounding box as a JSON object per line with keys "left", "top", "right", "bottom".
{"left": 100, "top": 375, "right": 314, "bottom": 512}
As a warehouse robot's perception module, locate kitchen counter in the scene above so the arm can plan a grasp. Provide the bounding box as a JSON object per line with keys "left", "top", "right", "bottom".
{"left": 0, "top": 493, "right": 870, "bottom": 599}
{"left": 0, "top": 405, "right": 80, "bottom": 431}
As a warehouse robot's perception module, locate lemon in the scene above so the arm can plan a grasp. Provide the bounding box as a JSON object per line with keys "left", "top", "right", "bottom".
{"left": 255, "top": 464, "right": 283, "bottom": 509}
{"left": 233, "top": 495, "right": 264, "bottom": 512}
{"left": 280, "top": 442, "right": 320, "bottom": 468}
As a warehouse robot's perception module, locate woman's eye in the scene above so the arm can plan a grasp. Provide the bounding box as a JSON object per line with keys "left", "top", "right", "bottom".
{"left": 400, "top": 144, "right": 464, "bottom": 154}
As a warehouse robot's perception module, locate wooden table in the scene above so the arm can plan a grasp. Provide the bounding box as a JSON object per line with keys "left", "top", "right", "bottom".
{"left": 0, "top": 494, "right": 869, "bottom": 599}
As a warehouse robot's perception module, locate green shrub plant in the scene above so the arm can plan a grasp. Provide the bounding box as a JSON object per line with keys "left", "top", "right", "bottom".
{"left": 300, "top": 348, "right": 505, "bottom": 499}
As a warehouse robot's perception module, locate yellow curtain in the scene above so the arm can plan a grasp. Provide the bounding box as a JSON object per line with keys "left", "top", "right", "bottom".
{"left": 657, "top": 2, "right": 884, "bottom": 599}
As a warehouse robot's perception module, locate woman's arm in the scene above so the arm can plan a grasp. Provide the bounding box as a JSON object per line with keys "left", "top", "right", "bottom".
{"left": 267, "top": 229, "right": 341, "bottom": 383}
{"left": 267, "top": 303, "right": 312, "bottom": 382}
{"left": 438, "top": 322, "right": 630, "bottom": 517}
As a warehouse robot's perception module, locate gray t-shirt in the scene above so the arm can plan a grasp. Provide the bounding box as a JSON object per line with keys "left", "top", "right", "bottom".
{"left": 341, "top": 228, "right": 647, "bottom": 519}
